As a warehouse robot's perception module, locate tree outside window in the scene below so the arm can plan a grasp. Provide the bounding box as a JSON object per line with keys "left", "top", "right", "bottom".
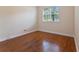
{"left": 43, "top": 6, "right": 60, "bottom": 22}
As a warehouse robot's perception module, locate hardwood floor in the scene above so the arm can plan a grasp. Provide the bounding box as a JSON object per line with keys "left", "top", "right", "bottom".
{"left": 0, "top": 31, "right": 76, "bottom": 52}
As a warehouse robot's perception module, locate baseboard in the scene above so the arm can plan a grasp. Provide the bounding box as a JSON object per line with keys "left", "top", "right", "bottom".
{"left": 74, "top": 36, "right": 79, "bottom": 52}
{"left": 39, "top": 29, "right": 74, "bottom": 37}
{"left": 0, "top": 29, "right": 74, "bottom": 42}
{"left": 0, "top": 37, "right": 9, "bottom": 42}
{"left": 0, "top": 30, "right": 36, "bottom": 42}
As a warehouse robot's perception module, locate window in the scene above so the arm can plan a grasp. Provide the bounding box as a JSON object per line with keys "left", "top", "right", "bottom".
{"left": 43, "top": 6, "right": 60, "bottom": 22}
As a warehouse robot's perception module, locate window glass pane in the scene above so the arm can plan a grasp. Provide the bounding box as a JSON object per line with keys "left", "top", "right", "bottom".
{"left": 43, "top": 6, "right": 59, "bottom": 22}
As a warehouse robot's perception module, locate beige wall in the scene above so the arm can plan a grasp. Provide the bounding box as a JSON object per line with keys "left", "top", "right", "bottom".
{"left": 0, "top": 6, "right": 37, "bottom": 41}
{"left": 37, "top": 6, "right": 74, "bottom": 37}
{"left": 0, "top": 6, "right": 75, "bottom": 42}
{"left": 75, "top": 7, "right": 79, "bottom": 51}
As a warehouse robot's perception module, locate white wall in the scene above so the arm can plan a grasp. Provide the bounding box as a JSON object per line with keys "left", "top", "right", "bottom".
{"left": 75, "top": 7, "right": 79, "bottom": 51}
{"left": 37, "top": 6, "right": 74, "bottom": 37}
{"left": 0, "top": 7, "right": 37, "bottom": 41}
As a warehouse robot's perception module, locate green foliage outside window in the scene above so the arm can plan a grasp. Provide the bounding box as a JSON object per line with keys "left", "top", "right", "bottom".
{"left": 43, "top": 6, "right": 59, "bottom": 22}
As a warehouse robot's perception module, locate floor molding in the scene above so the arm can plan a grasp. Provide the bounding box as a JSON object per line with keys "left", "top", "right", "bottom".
{"left": 74, "top": 36, "right": 79, "bottom": 52}
{"left": 0, "top": 30, "right": 74, "bottom": 42}
{"left": 39, "top": 29, "right": 74, "bottom": 37}
{"left": 0, "top": 30, "right": 36, "bottom": 42}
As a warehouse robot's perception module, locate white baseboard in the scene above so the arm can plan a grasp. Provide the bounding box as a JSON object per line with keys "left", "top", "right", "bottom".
{"left": 39, "top": 29, "right": 74, "bottom": 37}
{"left": 74, "top": 36, "right": 79, "bottom": 52}
{"left": 0, "top": 37, "right": 9, "bottom": 42}
{"left": 0, "top": 29, "right": 74, "bottom": 42}
{"left": 0, "top": 30, "right": 36, "bottom": 42}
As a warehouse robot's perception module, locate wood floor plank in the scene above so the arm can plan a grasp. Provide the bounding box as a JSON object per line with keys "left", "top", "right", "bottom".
{"left": 0, "top": 31, "right": 76, "bottom": 52}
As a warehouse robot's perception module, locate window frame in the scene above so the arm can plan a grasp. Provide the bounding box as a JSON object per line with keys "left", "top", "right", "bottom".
{"left": 42, "top": 6, "right": 60, "bottom": 22}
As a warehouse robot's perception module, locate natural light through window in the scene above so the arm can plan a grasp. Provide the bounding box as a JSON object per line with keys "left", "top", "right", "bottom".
{"left": 43, "top": 6, "right": 60, "bottom": 22}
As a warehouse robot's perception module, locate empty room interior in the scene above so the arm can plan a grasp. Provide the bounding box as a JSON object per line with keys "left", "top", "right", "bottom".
{"left": 0, "top": 6, "right": 79, "bottom": 52}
